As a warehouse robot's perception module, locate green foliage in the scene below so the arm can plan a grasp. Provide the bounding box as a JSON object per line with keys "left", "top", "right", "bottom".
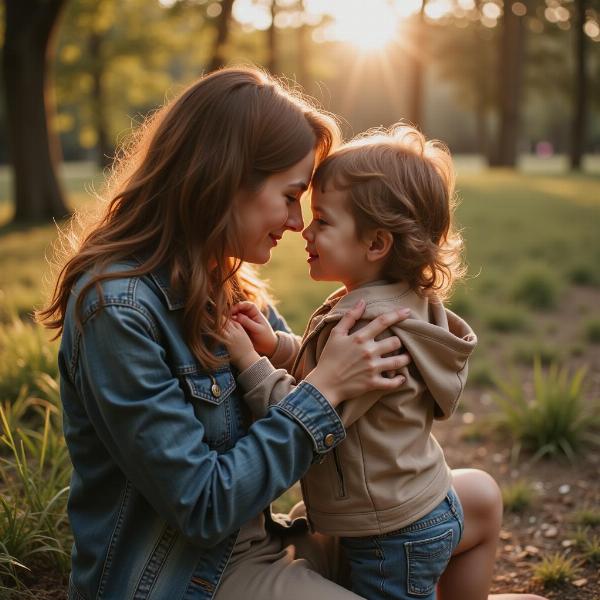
{"left": 501, "top": 480, "right": 535, "bottom": 513}
{"left": 568, "top": 263, "right": 598, "bottom": 287}
{"left": 468, "top": 362, "right": 495, "bottom": 388}
{"left": 0, "top": 319, "right": 59, "bottom": 401}
{"left": 583, "top": 318, "right": 600, "bottom": 344}
{"left": 512, "top": 266, "right": 560, "bottom": 310}
{"left": 532, "top": 553, "right": 580, "bottom": 588}
{"left": 0, "top": 376, "right": 72, "bottom": 589}
{"left": 572, "top": 508, "right": 600, "bottom": 528}
{"left": 574, "top": 529, "right": 600, "bottom": 564}
{"left": 493, "top": 359, "right": 600, "bottom": 459}
{"left": 511, "top": 341, "right": 562, "bottom": 367}
{"left": 483, "top": 306, "right": 528, "bottom": 333}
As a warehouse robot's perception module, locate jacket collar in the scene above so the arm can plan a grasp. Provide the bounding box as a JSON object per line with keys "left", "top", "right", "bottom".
{"left": 148, "top": 265, "right": 185, "bottom": 311}
{"left": 132, "top": 253, "right": 185, "bottom": 311}
{"left": 323, "top": 280, "right": 412, "bottom": 317}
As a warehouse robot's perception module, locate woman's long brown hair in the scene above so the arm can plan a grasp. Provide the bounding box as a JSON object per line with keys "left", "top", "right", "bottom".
{"left": 37, "top": 67, "right": 339, "bottom": 370}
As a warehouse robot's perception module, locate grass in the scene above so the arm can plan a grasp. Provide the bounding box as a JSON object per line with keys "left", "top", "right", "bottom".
{"left": 572, "top": 508, "right": 600, "bottom": 528}
{"left": 493, "top": 359, "right": 600, "bottom": 459}
{"left": 0, "top": 375, "right": 72, "bottom": 590}
{"left": 511, "top": 266, "right": 561, "bottom": 310}
{"left": 532, "top": 552, "right": 580, "bottom": 588}
{"left": 501, "top": 480, "right": 535, "bottom": 513}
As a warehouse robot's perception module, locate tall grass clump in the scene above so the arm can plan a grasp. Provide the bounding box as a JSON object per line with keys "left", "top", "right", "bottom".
{"left": 0, "top": 375, "right": 72, "bottom": 591}
{"left": 512, "top": 266, "right": 560, "bottom": 310}
{"left": 532, "top": 553, "right": 580, "bottom": 588}
{"left": 493, "top": 358, "right": 600, "bottom": 459}
{"left": 0, "top": 318, "right": 58, "bottom": 401}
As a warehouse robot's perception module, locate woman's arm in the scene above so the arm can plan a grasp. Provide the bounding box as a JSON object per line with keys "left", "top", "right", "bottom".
{"left": 75, "top": 300, "right": 408, "bottom": 549}
{"left": 75, "top": 303, "right": 343, "bottom": 550}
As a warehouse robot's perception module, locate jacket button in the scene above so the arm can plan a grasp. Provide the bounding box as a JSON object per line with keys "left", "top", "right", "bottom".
{"left": 211, "top": 384, "right": 221, "bottom": 398}
{"left": 324, "top": 433, "right": 336, "bottom": 447}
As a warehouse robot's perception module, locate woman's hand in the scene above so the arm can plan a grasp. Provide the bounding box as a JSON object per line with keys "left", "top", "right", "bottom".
{"left": 223, "top": 320, "right": 261, "bottom": 372}
{"left": 304, "top": 300, "right": 410, "bottom": 408}
{"left": 231, "top": 301, "right": 278, "bottom": 356}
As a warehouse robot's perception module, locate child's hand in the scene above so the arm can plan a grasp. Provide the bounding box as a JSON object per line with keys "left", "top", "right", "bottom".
{"left": 231, "top": 301, "right": 278, "bottom": 357}
{"left": 222, "top": 320, "right": 261, "bottom": 372}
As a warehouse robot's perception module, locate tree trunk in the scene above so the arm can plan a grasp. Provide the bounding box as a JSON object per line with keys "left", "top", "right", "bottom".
{"left": 570, "top": 0, "right": 587, "bottom": 170}
{"left": 2, "top": 0, "right": 69, "bottom": 223}
{"left": 89, "top": 31, "right": 112, "bottom": 170}
{"left": 296, "top": 0, "right": 308, "bottom": 88}
{"left": 407, "top": 1, "right": 426, "bottom": 129}
{"left": 267, "top": 1, "right": 277, "bottom": 74}
{"left": 492, "top": 0, "right": 524, "bottom": 167}
{"left": 209, "top": 0, "right": 234, "bottom": 72}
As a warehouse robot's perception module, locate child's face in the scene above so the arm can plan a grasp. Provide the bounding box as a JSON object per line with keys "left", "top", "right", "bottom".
{"left": 302, "top": 188, "right": 371, "bottom": 289}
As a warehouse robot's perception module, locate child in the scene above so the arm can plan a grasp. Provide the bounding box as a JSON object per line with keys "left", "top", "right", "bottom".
{"left": 224, "top": 124, "right": 476, "bottom": 600}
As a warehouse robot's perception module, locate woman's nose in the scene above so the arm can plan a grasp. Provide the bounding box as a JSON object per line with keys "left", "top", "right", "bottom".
{"left": 286, "top": 201, "right": 304, "bottom": 232}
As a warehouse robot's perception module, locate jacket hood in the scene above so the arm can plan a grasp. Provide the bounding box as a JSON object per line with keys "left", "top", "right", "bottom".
{"left": 322, "top": 282, "right": 477, "bottom": 420}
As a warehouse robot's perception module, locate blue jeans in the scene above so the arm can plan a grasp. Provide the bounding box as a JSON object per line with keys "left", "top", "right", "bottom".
{"left": 340, "top": 488, "right": 464, "bottom": 600}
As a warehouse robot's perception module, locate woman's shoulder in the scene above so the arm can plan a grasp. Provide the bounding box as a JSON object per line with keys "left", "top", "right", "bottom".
{"left": 70, "top": 260, "right": 170, "bottom": 322}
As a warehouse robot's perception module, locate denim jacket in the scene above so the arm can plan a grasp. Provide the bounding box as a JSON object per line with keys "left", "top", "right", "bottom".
{"left": 58, "top": 260, "right": 345, "bottom": 600}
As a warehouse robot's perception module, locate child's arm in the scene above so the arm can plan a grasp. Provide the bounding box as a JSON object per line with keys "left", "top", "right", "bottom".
{"left": 237, "top": 357, "right": 297, "bottom": 419}
{"left": 222, "top": 320, "right": 261, "bottom": 374}
{"left": 233, "top": 301, "right": 301, "bottom": 372}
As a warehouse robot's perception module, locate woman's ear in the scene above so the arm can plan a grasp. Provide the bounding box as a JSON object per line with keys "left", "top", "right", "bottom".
{"left": 366, "top": 229, "right": 393, "bottom": 263}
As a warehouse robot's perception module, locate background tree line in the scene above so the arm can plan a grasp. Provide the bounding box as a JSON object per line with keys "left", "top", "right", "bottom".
{"left": 1, "top": 0, "right": 599, "bottom": 223}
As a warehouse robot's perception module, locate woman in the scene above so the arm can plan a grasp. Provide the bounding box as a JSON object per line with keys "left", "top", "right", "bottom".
{"left": 39, "top": 68, "right": 544, "bottom": 600}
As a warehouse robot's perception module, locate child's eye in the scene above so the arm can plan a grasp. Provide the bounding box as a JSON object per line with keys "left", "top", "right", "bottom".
{"left": 317, "top": 218, "right": 328, "bottom": 226}
{"left": 286, "top": 195, "right": 298, "bottom": 203}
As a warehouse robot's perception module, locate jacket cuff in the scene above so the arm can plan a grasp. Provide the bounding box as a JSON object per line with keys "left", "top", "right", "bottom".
{"left": 237, "top": 357, "right": 276, "bottom": 392}
{"left": 275, "top": 382, "right": 345, "bottom": 454}
{"left": 269, "top": 331, "right": 301, "bottom": 370}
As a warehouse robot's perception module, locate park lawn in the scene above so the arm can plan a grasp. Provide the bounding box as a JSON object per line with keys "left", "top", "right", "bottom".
{"left": 0, "top": 164, "right": 599, "bottom": 598}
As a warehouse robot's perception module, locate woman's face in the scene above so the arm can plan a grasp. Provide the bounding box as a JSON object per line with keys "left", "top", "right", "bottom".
{"left": 233, "top": 150, "right": 315, "bottom": 264}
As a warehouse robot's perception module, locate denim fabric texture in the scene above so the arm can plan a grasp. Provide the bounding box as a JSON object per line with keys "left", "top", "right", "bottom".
{"left": 340, "top": 487, "right": 464, "bottom": 600}
{"left": 59, "top": 259, "right": 345, "bottom": 600}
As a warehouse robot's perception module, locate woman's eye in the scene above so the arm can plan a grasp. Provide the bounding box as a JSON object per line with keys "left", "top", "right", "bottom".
{"left": 317, "top": 218, "right": 328, "bottom": 226}
{"left": 286, "top": 195, "right": 297, "bottom": 203}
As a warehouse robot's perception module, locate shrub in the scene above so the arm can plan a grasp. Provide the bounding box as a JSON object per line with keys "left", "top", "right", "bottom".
{"left": 501, "top": 480, "right": 535, "bottom": 513}
{"left": 568, "top": 263, "right": 598, "bottom": 286}
{"left": 512, "top": 267, "right": 560, "bottom": 310}
{"left": 532, "top": 553, "right": 580, "bottom": 588}
{"left": 584, "top": 318, "right": 600, "bottom": 344}
{"left": 493, "top": 358, "right": 600, "bottom": 459}
{"left": 484, "top": 307, "right": 528, "bottom": 333}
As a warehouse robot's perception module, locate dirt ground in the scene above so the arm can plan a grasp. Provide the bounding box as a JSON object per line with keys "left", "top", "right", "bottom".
{"left": 437, "top": 405, "right": 600, "bottom": 600}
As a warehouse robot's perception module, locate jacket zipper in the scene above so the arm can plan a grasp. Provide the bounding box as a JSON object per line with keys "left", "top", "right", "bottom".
{"left": 332, "top": 448, "right": 346, "bottom": 498}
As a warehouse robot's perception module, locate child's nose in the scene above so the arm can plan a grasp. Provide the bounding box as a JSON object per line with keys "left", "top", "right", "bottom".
{"left": 302, "top": 223, "right": 313, "bottom": 241}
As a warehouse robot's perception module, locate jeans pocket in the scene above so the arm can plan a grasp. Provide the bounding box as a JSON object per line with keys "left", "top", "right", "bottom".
{"left": 405, "top": 528, "right": 454, "bottom": 596}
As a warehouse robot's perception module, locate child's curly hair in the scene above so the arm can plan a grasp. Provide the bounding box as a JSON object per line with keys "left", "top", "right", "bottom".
{"left": 312, "top": 124, "right": 465, "bottom": 300}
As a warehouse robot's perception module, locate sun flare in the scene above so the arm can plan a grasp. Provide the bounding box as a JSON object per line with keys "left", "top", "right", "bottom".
{"left": 330, "top": 1, "right": 400, "bottom": 51}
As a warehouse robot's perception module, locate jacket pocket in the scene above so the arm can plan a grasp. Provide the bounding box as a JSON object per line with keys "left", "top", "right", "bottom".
{"left": 181, "top": 368, "right": 236, "bottom": 448}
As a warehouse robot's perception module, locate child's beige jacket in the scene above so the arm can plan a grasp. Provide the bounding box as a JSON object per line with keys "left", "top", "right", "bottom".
{"left": 237, "top": 281, "right": 477, "bottom": 537}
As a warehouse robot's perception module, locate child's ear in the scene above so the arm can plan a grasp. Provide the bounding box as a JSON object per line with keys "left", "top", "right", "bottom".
{"left": 366, "top": 230, "right": 393, "bottom": 263}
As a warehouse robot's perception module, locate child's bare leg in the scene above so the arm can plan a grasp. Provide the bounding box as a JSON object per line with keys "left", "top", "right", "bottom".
{"left": 438, "top": 468, "right": 547, "bottom": 600}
